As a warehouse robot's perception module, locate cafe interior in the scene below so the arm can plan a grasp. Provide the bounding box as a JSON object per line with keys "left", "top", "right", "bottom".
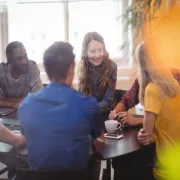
{"left": 0, "top": 0, "right": 180, "bottom": 180}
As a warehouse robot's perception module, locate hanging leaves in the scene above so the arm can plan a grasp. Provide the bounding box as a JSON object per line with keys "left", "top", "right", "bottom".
{"left": 118, "top": 0, "right": 162, "bottom": 54}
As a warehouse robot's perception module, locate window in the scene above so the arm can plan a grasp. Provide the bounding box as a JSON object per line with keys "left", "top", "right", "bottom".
{"left": 0, "top": 4, "right": 8, "bottom": 62}
{"left": 68, "top": 1, "right": 123, "bottom": 60}
{"left": 6, "top": 0, "right": 131, "bottom": 85}
{"left": 8, "top": 2, "right": 65, "bottom": 64}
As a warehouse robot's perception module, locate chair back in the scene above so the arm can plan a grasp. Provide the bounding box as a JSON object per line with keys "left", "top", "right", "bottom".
{"left": 43, "top": 84, "right": 48, "bottom": 88}
{"left": 13, "top": 168, "right": 89, "bottom": 180}
{"left": 113, "top": 89, "right": 127, "bottom": 108}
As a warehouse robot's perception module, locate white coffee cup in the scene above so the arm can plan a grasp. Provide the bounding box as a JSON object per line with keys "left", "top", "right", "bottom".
{"left": 105, "top": 120, "right": 122, "bottom": 134}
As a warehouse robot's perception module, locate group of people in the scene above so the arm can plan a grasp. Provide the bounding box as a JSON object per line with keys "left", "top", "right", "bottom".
{"left": 0, "top": 31, "right": 180, "bottom": 180}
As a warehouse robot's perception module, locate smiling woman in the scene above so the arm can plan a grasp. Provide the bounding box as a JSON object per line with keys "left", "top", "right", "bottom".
{"left": 87, "top": 40, "right": 104, "bottom": 66}
{"left": 78, "top": 32, "right": 117, "bottom": 113}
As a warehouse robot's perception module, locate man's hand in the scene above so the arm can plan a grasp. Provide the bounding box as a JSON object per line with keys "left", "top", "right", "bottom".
{"left": 109, "top": 111, "right": 143, "bottom": 126}
{"left": 138, "top": 128, "right": 154, "bottom": 145}
{"left": 116, "top": 112, "right": 138, "bottom": 126}
{"left": 109, "top": 110, "right": 117, "bottom": 120}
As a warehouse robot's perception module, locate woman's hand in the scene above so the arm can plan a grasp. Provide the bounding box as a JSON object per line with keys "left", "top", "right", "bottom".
{"left": 138, "top": 128, "right": 154, "bottom": 145}
{"left": 109, "top": 110, "right": 117, "bottom": 120}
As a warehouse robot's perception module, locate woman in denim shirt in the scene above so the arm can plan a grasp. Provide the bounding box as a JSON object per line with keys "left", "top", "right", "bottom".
{"left": 78, "top": 32, "right": 117, "bottom": 113}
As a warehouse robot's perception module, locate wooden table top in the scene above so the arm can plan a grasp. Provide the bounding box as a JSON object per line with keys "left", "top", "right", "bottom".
{"left": 0, "top": 109, "right": 142, "bottom": 160}
{"left": 0, "top": 129, "right": 142, "bottom": 161}
{"left": 100, "top": 127, "right": 141, "bottom": 160}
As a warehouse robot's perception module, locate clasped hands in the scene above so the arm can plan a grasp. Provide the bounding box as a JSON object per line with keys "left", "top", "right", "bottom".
{"left": 109, "top": 110, "right": 154, "bottom": 145}
{"left": 109, "top": 110, "right": 136, "bottom": 126}
{"left": 137, "top": 128, "right": 154, "bottom": 145}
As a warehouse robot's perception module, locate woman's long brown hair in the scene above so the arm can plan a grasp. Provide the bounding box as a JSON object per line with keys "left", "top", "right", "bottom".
{"left": 78, "top": 32, "right": 112, "bottom": 96}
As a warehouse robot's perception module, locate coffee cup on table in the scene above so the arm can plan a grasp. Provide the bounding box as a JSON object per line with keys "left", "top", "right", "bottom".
{"left": 105, "top": 120, "right": 122, "bottom": 134}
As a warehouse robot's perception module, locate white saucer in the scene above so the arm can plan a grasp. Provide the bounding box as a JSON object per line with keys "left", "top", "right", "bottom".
{"left": 104, "top": 133, "right": 123, "bottom": 140}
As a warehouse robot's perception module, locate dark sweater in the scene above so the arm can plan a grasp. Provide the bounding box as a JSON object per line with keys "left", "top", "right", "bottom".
{"left": 87, "top": 59, "right": 117, "bottom": 112}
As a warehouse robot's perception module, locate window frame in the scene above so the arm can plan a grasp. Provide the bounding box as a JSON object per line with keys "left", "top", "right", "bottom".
{"left": 0, "top": 5, "right": 8, "bottom": 62}
{"left": 15, "top": 0, "right": 132, "bottom": 67}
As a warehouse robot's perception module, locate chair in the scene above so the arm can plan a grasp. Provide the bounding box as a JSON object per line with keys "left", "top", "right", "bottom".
{"left": 43, "top": 84, "right": 48, "bottom": 88}
{"left": 0, "top": 167, "right": 89, "bottom": 180}
{"left": 113, "top": 89, "right": 127, "bottom": 109}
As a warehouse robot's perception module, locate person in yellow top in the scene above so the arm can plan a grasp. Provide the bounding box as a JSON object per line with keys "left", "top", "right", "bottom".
{"left": 158, "top": 144, "right": 180, "bottom": 180}
{"left": 137, "top": 41, "right": 180, "bottom": 180}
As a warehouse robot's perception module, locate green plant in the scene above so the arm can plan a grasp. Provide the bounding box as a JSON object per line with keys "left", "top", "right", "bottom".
{"left": 119, "top": 0, "right": 162, "bottom": 51}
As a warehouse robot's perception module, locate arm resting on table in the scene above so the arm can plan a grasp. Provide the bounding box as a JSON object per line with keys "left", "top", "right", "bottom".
{"left": 0, "top": 98, "right": 22, "bottom": 108}
{"left": 114, "top": 78, "right": 140, "bottom": 112}
{"left": 0, "top": 123, "right": 25, "bottom": 147}
{"left": 114, "top": 102, "right": 126, "bottom": 112}
{"left": 130, "top": 116, "right": 143, "bottom": 126}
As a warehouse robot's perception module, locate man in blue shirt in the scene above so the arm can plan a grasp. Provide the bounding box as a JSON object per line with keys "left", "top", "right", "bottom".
{"left": 18, "top": 42, "right": 102, "bottom": 170}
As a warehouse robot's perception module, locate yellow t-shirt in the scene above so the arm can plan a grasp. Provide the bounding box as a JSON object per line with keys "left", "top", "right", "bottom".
{"left": 144, "top": 83, "right": 180, "bottom": 179}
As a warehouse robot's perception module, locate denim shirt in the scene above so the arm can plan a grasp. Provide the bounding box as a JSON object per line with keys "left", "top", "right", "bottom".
{"left": 19, "top": 83, "right": 102, "bottom": 170}
{"left": 79, "top": 59, "right": 117, "bottom": 112}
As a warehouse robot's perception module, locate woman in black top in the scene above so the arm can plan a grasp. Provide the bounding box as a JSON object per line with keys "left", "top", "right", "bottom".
{"left": 78, "top": 32, "right": 117, "bottom": 113}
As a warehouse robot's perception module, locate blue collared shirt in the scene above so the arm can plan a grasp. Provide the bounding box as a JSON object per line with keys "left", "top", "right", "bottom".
{"left": 19, "top": 83, "right": 102, "bottom": 170}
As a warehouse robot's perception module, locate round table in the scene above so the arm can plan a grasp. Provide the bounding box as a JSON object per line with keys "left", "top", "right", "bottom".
{"left": 98, "top": 127, "right": 141, "bottom": 180}
{"left": 101, "top": 128, "right": 141, "bottom": 160}
{"left": 0, "top": 111, "right": 142, "bottom": 180}
{"left": 0, "top": 111, "right": 142, "bottom": 156}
